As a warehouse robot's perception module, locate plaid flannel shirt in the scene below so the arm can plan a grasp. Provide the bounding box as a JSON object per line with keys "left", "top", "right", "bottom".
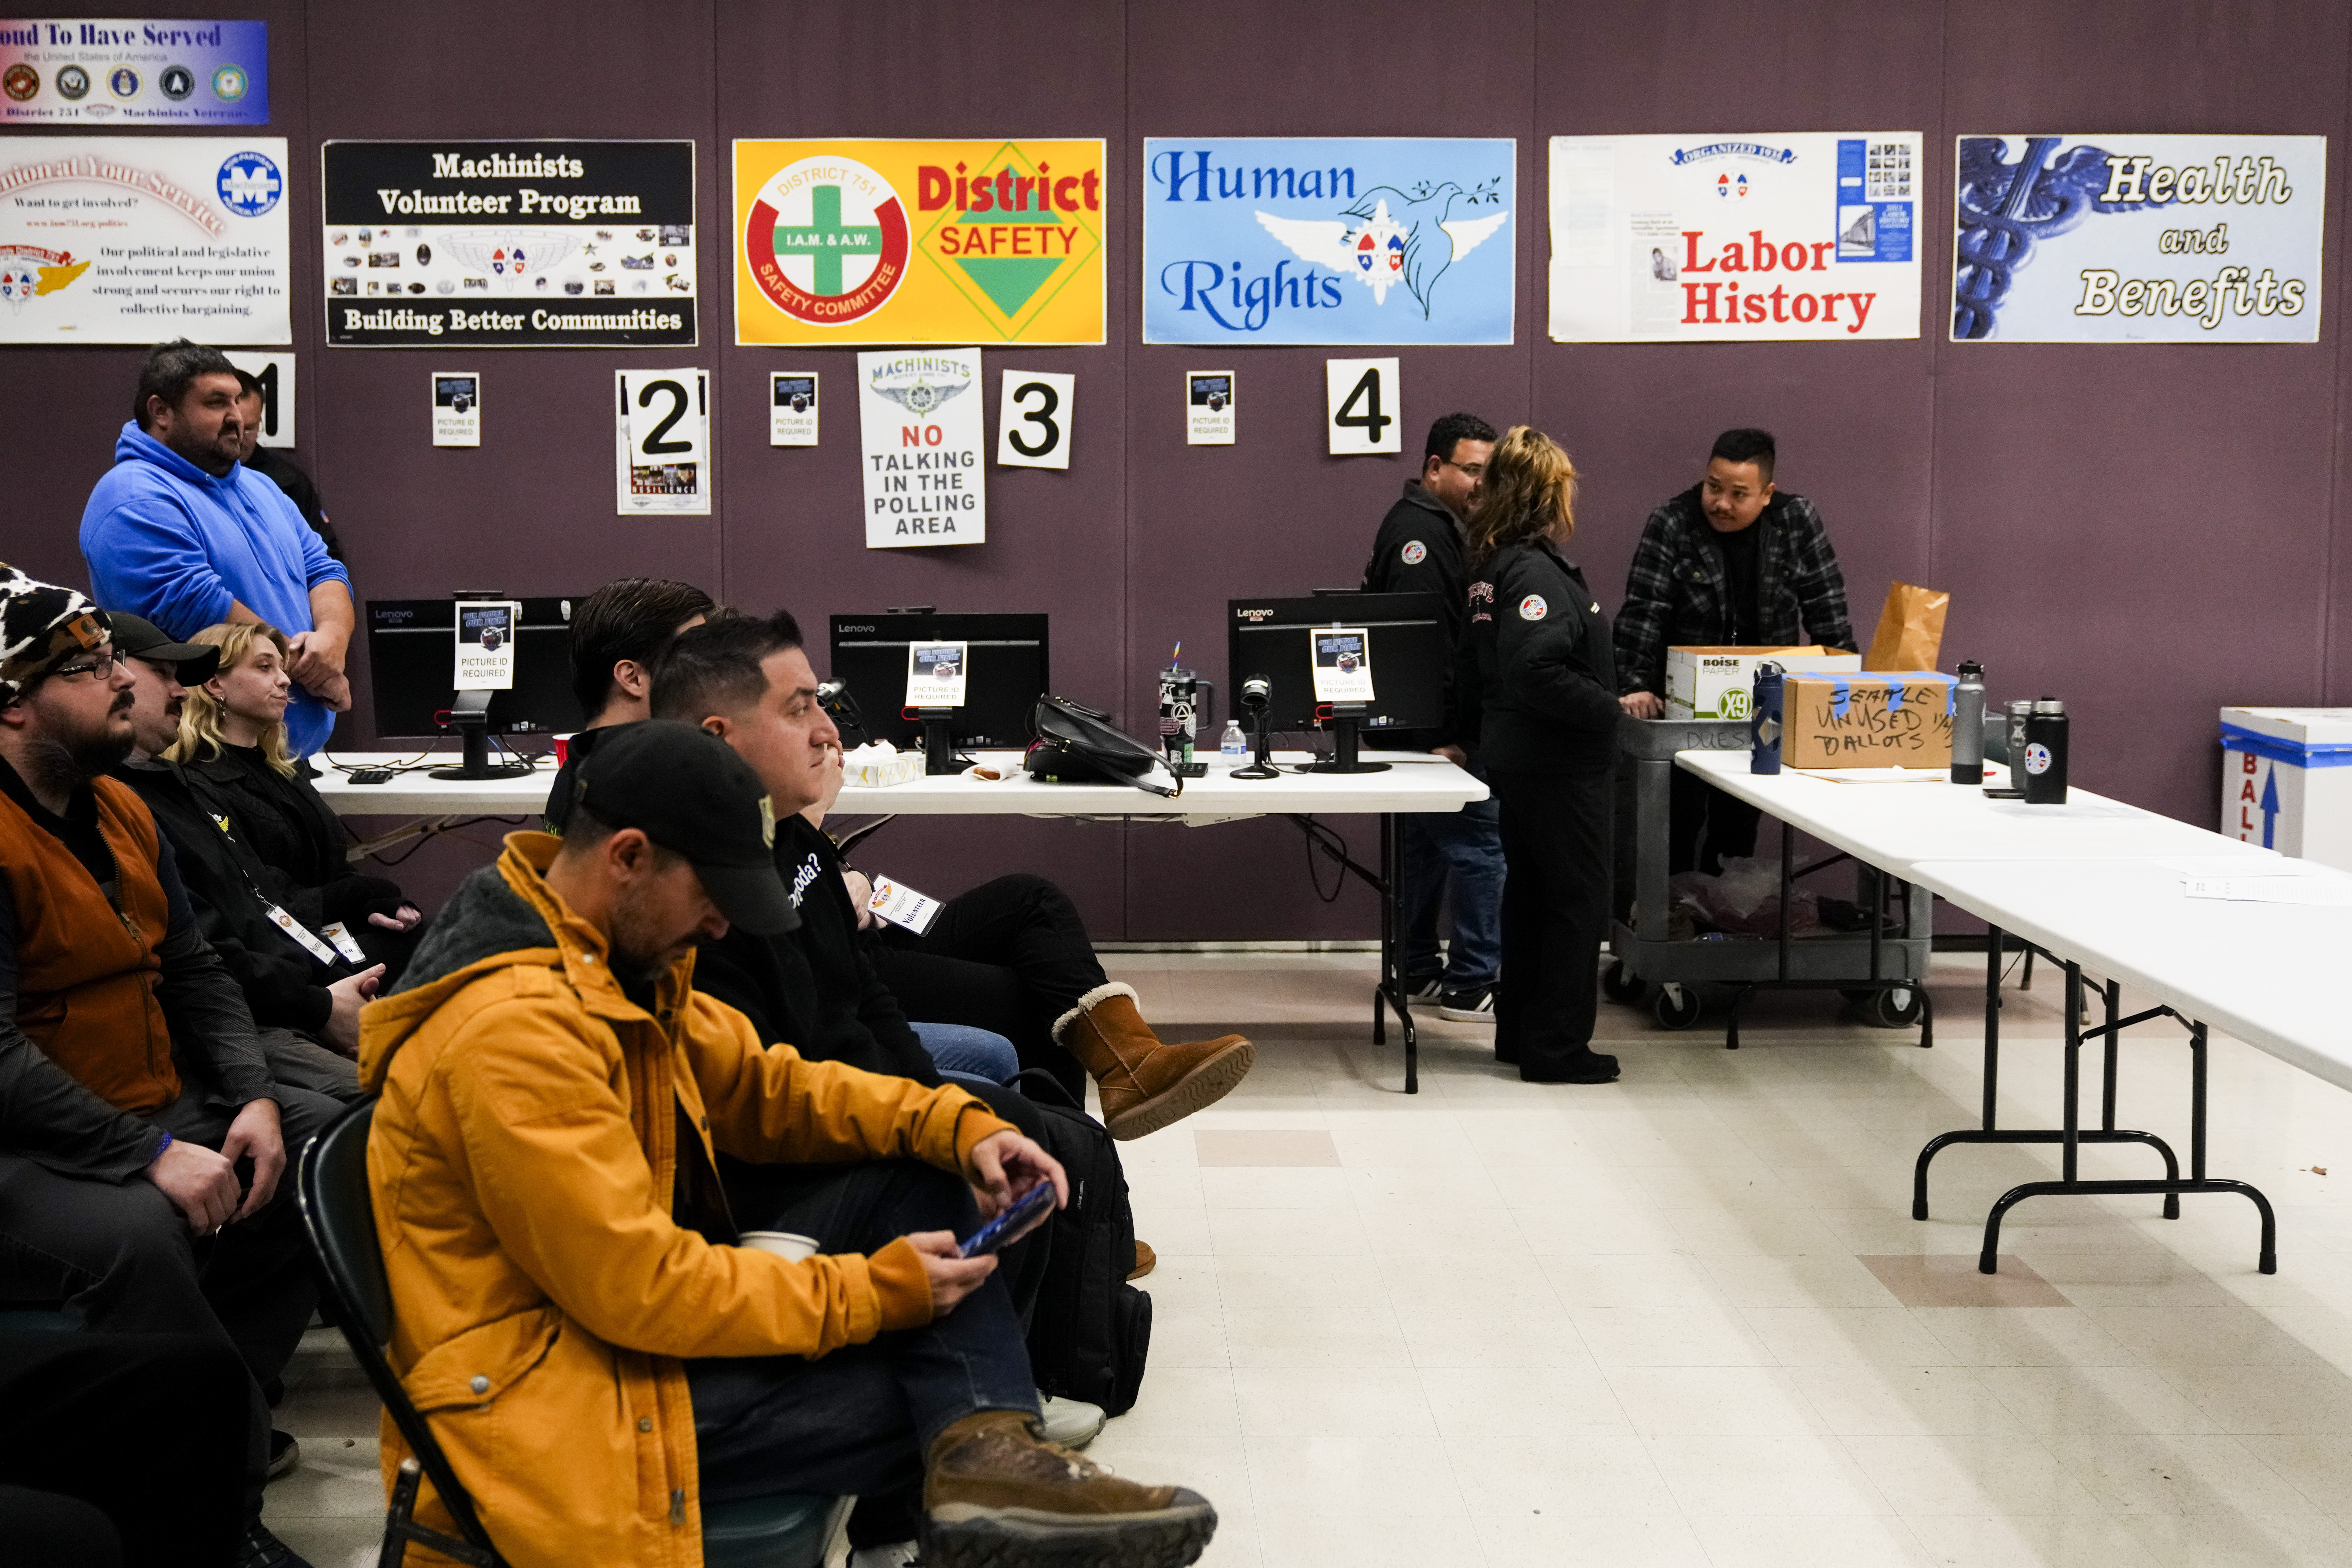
{"left": 1612, "top": 484, "right": 1855, "bottom": 696}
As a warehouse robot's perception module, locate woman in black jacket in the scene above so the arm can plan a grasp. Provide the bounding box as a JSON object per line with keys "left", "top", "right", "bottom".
{"left": 1463, "top": 427, "right": 1622, "bottom": 1084}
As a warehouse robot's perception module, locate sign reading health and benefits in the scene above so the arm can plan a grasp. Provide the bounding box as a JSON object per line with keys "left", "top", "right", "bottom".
{"left": 0, "top": 19, "right": 266, "bottom": 124}
{"left": 1142, "top": 138, "right": 1514, "bottom": 345}
{"left": 0, "top": 135, "right": 289, "bottom": 342}
{"left": 1549, "top": 132, "right": 1922, "bottom": 342}
{"left": 735, "top": 139, "right": 1105, "bottom": 345}
{"left": 1951, "top": 134, "right": 2325, "bottom": 343}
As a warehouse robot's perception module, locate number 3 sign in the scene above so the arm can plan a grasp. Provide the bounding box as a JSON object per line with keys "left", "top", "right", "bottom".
{"left": 1325, "top": 358, "right": 1401, "bottom": 456}
{"left": 614, "top": 369, "right": 713, "bottom": 516}
{"left": 996, "top": 370, "right": 1074, "bottom": 470}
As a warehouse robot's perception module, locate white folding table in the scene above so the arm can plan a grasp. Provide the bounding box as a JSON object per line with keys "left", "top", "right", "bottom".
{"left": 1676, "top": 749, "right": 2287, "bottom": 1273}
{"left": 313, "top": 748, "right": 1490, "bottom": 1091}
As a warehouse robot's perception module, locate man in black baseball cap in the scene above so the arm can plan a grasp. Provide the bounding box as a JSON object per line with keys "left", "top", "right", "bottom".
{"left": 568, "top": 718, "right": 798, "bottom": 940}
{"left": 106, "top": 610, "right": 221, "bottom": 690}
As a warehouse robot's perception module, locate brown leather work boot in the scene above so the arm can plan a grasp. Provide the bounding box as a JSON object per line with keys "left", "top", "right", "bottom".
{"left": 1128, "top": 1240, "right": 1157, "bottom": 1281}
{"left": 922, "top": 1409, "right": 1216, "bottom": 1567}
{"left": 1054, "top": 984, "right": 1253, "bottom": 1141}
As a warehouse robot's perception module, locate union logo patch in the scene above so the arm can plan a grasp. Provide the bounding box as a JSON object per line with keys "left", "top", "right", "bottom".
{"left": 1400, "top": 540, "right": 1426, "bottom": 565}
{"left": 1518, "top": 594, "right": 1547, "bottom": 621}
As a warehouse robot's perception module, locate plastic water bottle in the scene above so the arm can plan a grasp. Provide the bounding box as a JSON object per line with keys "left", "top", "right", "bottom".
{"left": 1220, "top": 720, "right": 1247, "bottom": 762}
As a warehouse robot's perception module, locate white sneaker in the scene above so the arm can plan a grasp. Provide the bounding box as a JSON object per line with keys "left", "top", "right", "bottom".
{"left": 1036, "top": 1392, "right": 1107, "bottom": 1449}
{"left": 1437, "top": 984, "right": 1496, "bottom": 1023}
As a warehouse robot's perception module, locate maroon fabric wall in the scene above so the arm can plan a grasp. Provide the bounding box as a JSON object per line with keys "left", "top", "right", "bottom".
{"left": 11, "top": 0, "right": 2347, "bottom": 937}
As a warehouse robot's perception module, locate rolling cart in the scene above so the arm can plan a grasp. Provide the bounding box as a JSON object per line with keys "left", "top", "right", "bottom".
{"left": 1606, "top": 717, "right": 1934, "bottom": 1049}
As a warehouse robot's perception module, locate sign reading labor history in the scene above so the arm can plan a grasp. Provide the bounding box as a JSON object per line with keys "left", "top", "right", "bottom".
{"left": 857, "top": 348, "right": 987, "bottom": 549}
{"left": 0, "top": 18, "right": 268, "bottom": 125}
{"left": 1548, "top": 132, "right": 1923, "bottom": 342}
{"left": 1950, "top": 134, "right": 2325, "bottom": 343}
{"left": 734, "top": 139, "right": 1105, "bottom": 345}
{"left": 1141, "top": 137, "right": 1514, "bottom": 345}
{"left": 0, "top": 135, "right": 290, "bottom": 342}
{"left": 321, "top": 140, "right": 696, "bottom": 347}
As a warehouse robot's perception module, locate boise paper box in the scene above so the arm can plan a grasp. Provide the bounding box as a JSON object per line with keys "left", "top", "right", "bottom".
{"left": 1784, "top": 672, "right": 1956, "bottom": 768}
{"left": 1666, "top": 646, "right": 1862, "bottom": 721}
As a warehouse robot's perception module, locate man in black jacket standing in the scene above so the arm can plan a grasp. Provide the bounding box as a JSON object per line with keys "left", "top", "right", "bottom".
{"left": 1614, "top": 429, "right": 1855, "bottom": 874}
{"left": 1361, "top": 411, "right": 1503, "bottom": 1021}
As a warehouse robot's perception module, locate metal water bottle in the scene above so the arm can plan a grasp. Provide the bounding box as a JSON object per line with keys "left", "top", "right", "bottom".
{"left": 2023, "top": 697, "right": 2070, "bottom": 804}
{"left": 1157, "top": 646, "right": 1198, "bottom": 765}
{"left": 1950, "top": 661, "right": 1986, "bottom": 784}
{"left": 1750, "top": 661, "right": 1785, "bottom": 774}
{"left": 2006, "top": 699, "right": 2035, "bottom": 793}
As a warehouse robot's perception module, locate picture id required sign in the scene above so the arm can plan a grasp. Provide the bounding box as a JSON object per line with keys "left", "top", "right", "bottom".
{"left": 454, "top": 600, "right": 518, "bottom": 690}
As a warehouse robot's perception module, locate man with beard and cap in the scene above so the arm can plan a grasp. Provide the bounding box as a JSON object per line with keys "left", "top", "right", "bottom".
{"left": 107, "top": 612, "right": 373, "bottom": 1101}
{"left": 0, "top": 564, "right": 340, "bottom": 1568}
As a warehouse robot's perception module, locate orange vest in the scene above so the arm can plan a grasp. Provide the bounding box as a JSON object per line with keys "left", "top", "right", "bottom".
{"left": 0, "top": 777, "right": 179, "bottom": 1112}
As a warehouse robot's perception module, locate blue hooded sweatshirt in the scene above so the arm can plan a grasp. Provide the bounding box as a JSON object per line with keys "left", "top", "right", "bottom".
{"left": 81, "top": 421, "right": 352, "bottom": 757}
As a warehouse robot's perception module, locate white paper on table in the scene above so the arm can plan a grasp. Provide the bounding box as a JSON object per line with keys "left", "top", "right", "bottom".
{"left": 867, "top": 874, "right": 943, "bottom": 933}
{"left": 2181, "top": 876, "right": 2352, "bottom": 907}
{"left": 1986, "top": 800, "right": 2142, "bottom": 820}
{"left": 2152, "top": 854, "right": 2297, "bottom": 878}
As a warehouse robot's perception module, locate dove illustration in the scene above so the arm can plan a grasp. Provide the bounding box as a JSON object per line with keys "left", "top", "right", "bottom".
{"left": 1255, "top": 183, "right": 1509, "bottom": 317}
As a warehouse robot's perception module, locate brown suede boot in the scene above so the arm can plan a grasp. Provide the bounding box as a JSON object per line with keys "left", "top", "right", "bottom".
{"left": 1054, "top": 984, "right": 1254, "bottom": 1141}
{"left": 923, "top": 1409, "right": 1216, "bottom": 1567}
{"left": 1128, "top": 1239, "right": 1157, "bottom": 1281}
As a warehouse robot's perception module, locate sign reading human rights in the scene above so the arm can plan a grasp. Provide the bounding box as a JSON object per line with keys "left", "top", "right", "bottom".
{"left": 0, "top": 135, "right": 290, "bottom": 342}
{"left": 0, "top": 18, "right": 267, "bottom": 124}
{"left": 1950, "top": 134, "right": 2325, "bottom": 343}
{"left": 321, "top": 141, "right": 696, "bottom": 347}
{"left": 1141, "top": 138, "right": 1514, "bottom": 345}
{"left": 734, "top": 139, "right": 1105, "bottom": 345}
{"left": 1548, "top": 132, "right": 1923, "bottom": 342}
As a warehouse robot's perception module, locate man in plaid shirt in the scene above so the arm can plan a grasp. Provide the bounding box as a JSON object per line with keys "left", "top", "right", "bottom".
{"left": 1614, "top": 429, "right": 1855, "bottom": 874}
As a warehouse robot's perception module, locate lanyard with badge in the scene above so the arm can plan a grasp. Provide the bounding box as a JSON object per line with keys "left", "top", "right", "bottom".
{"left": 209, "top": 811, "right": 366, "bottom": 965}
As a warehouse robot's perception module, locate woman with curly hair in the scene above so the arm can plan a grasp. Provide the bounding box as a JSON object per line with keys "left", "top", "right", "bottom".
{"left": 1461, "top": 427, "right": 1623, "bottom": 1084}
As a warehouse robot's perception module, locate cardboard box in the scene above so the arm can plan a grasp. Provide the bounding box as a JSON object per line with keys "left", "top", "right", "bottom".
{"left": 1784, "top": 672, "right": 1957, "bottom": 769}
{"left": 1666, "top": 645, "right": 1862, "bottom": 721}
{"left": 2220, "top": 707, "right": 2352, "bottom": 868}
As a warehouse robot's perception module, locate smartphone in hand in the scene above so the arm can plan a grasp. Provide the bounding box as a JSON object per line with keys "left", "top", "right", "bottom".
{"left": 957, "top": 1182, "right": 1057, "bottom": 1259}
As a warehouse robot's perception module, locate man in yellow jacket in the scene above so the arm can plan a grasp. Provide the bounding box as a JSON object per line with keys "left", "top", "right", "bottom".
{"left": 361, "top": 722, "right": 1214, "bottom": 1568}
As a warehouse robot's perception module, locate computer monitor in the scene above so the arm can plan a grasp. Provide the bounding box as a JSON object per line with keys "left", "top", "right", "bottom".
{"left": 1225, "top": 592, "right": 1449, "bottom": 736}
{"left": 366, "top": 597, "right": 585, "bottom": 739}
{"left": 826, "top": 611, "right": 1050, "bottom": 751}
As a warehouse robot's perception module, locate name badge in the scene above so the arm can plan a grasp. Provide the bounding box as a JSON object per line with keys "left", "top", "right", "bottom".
{"left": 264, "top": 903, "right": 338, "bottom": 964}
{"left": 318, "top": 920, "right": 369, "bottom": 965}
{"left": 866, "top": 874, "right": 942, "bottom": 935}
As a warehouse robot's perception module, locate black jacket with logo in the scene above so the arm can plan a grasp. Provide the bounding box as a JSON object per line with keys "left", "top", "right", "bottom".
{"left": 1464, "top": 539, "right": 1622, "bottom": 774}
{"left": 1360, "top": 481, "right": 1469, "bottom": 748}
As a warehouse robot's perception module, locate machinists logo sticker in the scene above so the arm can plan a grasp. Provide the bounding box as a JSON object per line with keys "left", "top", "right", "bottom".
{"left": 1518, "top": 594, "right": 1548, "bottom": 621}
{"left": 745, "top": 156, "right": 910, "bottom": 327}
{"left": 1400, "top": 540, "right": 1427, "bottom": 565}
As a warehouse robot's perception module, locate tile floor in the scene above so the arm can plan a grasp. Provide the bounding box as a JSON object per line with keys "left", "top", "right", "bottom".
{"left": 268, "top": 949, "right": 2352, "bottom": 1567}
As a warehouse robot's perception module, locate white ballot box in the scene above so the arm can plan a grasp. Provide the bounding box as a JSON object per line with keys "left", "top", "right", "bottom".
{"left": 2221, "top": 707, "right": 2352, "bottom": 870}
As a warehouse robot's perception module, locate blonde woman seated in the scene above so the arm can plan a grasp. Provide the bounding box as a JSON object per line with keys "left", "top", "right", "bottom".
{"left": 167, "top": 622, "right": 427, "bottom": 979}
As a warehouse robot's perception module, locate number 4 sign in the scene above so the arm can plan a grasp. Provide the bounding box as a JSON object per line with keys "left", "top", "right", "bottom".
{"left": 614, "top": 369, "right": 713, "bottom": 516}
{"left": 996, "top": 370, "right": 1073, "bottom": 470}
{"left": 1326, "top": 358, "right": 1400, "bottom": 455}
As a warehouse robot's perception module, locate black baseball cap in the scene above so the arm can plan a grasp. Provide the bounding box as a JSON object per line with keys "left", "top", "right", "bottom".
{"left": 106, "top": 612, "right": 220, "bottom": 686}
{"left": 570, "top": 720, "right": 798, "bottom": 934}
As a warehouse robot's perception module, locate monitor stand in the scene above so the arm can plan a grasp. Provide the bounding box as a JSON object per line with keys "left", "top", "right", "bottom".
{"left": 918, "top": 708, "right": 969, "bottom": 776}
{"left": 429, "top": 696, "right": 534, "bottom": 781}
{"left": 1305, "top": 707, "right": 1390, "bottom": 774}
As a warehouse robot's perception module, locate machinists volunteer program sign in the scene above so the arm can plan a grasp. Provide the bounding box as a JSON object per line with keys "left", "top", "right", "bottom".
{"left": 734, "top": 140, "right": 1105, "bottom": 345}
{"left": 1548, "top": 133, "right": 1923, "bottom": 342}
{"left": 0, "top": 135, "right": 289, "bottom": 343}
{"left": 1141, "top": 137, "right": 1514, "bottom": 345}
{"left": 0, "top": 18, "right": 267, "bottom": 125}
{"left": 1951, "top": 135, "right": 2325, "bottom": 343}
{"left": 321, "top": 140, "right": 696, "bottom": 347}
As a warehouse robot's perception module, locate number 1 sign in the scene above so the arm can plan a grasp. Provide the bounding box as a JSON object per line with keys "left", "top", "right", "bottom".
{"left": 614, "top": 369, "right": 712, "bottom": 516}
{"left": 1325, "top": 357, "right": 1400, "bottom": 455}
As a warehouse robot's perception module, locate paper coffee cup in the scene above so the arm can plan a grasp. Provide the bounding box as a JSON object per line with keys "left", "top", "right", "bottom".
{"left": 738, "top": 1230, "right": 819, "bottom": 1262}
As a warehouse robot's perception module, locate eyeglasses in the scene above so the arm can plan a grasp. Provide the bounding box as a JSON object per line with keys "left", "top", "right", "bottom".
{"left": 48, "top": 650, "right": 122, "bottom": 682}
{"left": 1440, "top": 459, "right": 1487, "bottom": 480}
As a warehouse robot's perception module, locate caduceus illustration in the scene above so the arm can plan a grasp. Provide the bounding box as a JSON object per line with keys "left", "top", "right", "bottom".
{"left": 1952, "top": 137, "right": 2167, "bottom": 339}
{"left": 1255, "top": 176, "right": 1510, "bottom": 319}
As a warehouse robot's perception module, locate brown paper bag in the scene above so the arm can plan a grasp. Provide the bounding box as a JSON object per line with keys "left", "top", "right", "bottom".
{"left": 1865, "top": 581, "right": 1949, "bottom": 671}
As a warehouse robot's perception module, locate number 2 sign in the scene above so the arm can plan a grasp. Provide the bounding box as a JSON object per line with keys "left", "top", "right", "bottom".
{"left": 614, "top": 369, "right": 712, "bottom": 516}
{"left": 996, "top": 370, "right": 1074, "bottom": 470}
{"left": 1325, "top": 358, "right": 1400, "bottom": 455}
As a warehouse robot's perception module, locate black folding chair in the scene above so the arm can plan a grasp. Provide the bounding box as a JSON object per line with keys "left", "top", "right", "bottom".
{"left": 296, "top": 1098, "right": 847, "bottom": 1568}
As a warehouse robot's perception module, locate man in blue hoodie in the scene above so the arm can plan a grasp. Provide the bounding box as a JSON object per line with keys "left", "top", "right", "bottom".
{"left": 80, "top": 341, "right": 354, "bottom": 757}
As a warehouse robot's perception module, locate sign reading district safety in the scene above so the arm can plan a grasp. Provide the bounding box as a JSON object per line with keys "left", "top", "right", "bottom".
{"left": 736, "top": 139, "right": 1105, "bottom": 345}
{"left": 0, "top": 135, "right": 290, "bottom": 343}
{"left": 322, "top": 140, "right": 696, "bottom": 346}
{"left": 1951, "top": 134, "right": 2324, "bottom": 343}
{"left": 1143, "top": 137, "right": 1514, "bottom": 345}
{"left": 1549, "top": 132, "right": 1922, "bottom": 342}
